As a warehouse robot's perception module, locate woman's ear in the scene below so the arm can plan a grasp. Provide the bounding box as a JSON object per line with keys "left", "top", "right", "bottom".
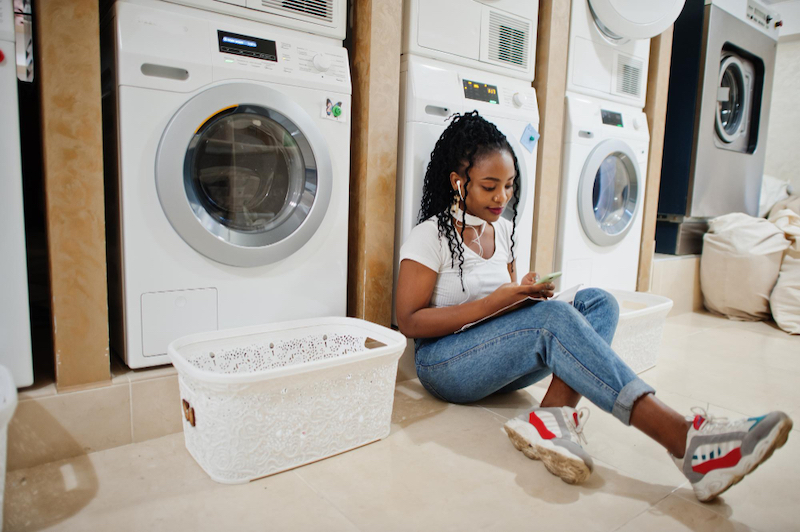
{"left": 449, "top": 172, "right": 461, "bottom": 193}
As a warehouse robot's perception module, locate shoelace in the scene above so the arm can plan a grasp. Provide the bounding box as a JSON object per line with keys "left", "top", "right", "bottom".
{"left": 567, "top": 407, "right": 591, "bottom": 446}
{"left": 690, "top": 406, "right": 736, "bottom": 432}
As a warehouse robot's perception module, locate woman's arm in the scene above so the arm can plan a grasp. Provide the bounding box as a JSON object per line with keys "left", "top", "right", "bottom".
{"left": 395, "top": 259, "right": 553, "bottom": 339}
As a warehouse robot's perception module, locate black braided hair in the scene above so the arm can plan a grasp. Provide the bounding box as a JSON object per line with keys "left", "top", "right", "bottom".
{"left": 418, "top": 111, "right": 521, "bottom": 290}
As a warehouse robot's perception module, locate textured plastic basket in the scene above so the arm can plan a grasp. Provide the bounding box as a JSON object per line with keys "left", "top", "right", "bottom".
{"left": 0, "top": 365, "right": 18, "bottom": 531}
{"left": 168, "top": 317, "right": 406, "bottom": 484}
{"left": 608, "top": 290, "right": 673, "bottom": 374}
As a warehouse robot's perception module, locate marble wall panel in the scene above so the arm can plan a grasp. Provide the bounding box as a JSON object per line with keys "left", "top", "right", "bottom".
{"left": 347, "top": 0, "right": 403, "bottom": 327}
{"left": 37, "top": 0, "right": 110, "bottom": 388}
{"left": 639, "top": 29, "right": 674, "bottom": 292}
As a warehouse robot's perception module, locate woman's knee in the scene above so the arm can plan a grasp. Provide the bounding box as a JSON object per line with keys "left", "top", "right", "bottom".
{"left": 575, "top": 288, "right": 619, "bottom": 320}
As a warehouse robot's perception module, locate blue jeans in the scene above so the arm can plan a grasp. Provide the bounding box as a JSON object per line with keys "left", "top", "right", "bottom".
{"left": 414, "top": 288, "right": 655, "bottom": 425}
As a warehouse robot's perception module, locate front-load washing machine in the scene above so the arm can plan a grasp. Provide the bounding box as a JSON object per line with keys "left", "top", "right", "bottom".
{"left": 0, "top": 0, "right": 33, "bottom": 387}
{"left": 657, "top": 0, "right": 781, "bottom": 254}
{"left": 554, "top": 92, "right": 649, "bottom": 292}
{"left": 102, "top": 0, "right": 351, "bottom": 368}
{"left": 393, "top": 55, "right": 539, "bottom": 323}
{"left": 567, "top": 0, "right": 686, "bottom": 108}
{"left": 402, "top": 0, "right": 538, "bottom": 81}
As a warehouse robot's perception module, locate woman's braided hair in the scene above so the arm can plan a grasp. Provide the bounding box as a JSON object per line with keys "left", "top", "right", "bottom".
{"left": 418, "top": 111, "right": 520, "bottom": 289}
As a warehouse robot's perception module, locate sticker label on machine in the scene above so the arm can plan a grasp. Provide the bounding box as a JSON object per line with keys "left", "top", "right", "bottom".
{"left": 321, "top": 97, "right": 347, "bottom": 122}
{"left": 520, "top": 124, "right": 539, "bottom": 153}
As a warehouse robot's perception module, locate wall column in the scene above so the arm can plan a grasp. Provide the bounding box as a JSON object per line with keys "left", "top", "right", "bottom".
{"left": 638, "top": 28, "right": 674, "bottom": 292}
{"left": 347, "top": 0, "right": 403, "bottom": 327}
{"left": 38, "top": 0, "right": 110, "bottom": 390}
{"left": 530, "top": 0, "right": 571, "bottom": 275}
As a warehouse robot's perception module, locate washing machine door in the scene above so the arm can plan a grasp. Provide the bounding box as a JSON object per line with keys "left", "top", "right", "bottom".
{"left": 715, "top": 55, "right": 750, "bottom": 145}
{"left": 588, "top": 0, "right": 685, "bottom": 41}
{"left": 577, "top": 139, "right": 640, "bottom": 246}
{"left": 155, "top": 82, "right": 332, "bottom": 267}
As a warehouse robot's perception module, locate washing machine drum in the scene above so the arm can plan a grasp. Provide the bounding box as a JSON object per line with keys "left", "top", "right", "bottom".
{"left": 588, "top": 0, "right": 686, "bottom": 41}
{"left": 716, "top": 55, "right": 751, "bottom": 145}
{"left": 156, "top": 82, "right": 333, "bottom": 268}
{"left": 578, "top": 139, "right": 640, "bottom": 246}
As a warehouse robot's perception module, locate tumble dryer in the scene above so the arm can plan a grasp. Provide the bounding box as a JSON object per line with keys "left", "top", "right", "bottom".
{"left": 392, "top": 55, "right": 539, "bottom": 323}
{"left": 157, "top": 0, "right": 346, "bottom": 41}
{"left": 567, "top": 0, "right": 686, "bottom": 108}
{"left": 657, "top": 0, "right": 781, "bottom": 254}
{"left": 402, "top": 0, "right": 538, "bottom": 81}
{"left": 554, "top": 93, "right": 649, "bottom": 292}
{"left": 0, "top": 0, "right": 33, "bottom": 386}
{"left": 102, "top": 0, "right": 351, "bottom": 368}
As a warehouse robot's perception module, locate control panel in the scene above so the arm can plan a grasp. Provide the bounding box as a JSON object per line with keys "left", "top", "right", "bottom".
{"left": 214, "top": 26, "right": 349, "bottom": 86}
{"left": 746, "top": 0, "right": 782, "bottom": 36}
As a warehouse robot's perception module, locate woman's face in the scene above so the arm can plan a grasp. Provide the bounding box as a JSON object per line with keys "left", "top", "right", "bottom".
{"left": 450, "top": 149, "right": 516, "bottom": 223}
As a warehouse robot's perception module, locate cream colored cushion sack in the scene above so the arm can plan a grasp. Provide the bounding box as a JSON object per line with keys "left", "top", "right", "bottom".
{"left": 700, "top": 213, "right": 790, "bottom": 320}
{"left": 768, "top": 208, "right": 800, "bottom": 334}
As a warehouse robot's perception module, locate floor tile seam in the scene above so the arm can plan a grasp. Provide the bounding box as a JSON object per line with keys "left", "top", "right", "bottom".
{"left": 293, "top": 469, "right": 366, "bottom": 532}
{"left": 128, "top": 378, "right": 135, "bottom": 443}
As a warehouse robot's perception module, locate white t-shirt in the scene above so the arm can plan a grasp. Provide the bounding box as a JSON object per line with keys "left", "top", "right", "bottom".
{"left": 399, "top": 216, "right": 515, "bottom": 308}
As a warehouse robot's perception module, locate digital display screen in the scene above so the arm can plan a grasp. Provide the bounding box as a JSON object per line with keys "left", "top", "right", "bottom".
{"left": 218, "top": 30, "right": 277, "bottom": 62}
{"left": 601, "top": 110, "right": 624, "bottom": 127}
{"left": 463, "top": 79, "right": 499, "bottom": 104}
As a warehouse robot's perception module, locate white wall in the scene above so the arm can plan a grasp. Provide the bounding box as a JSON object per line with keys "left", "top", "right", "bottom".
{"left": 763, "top": 37, "right": 800, "bottom": 193}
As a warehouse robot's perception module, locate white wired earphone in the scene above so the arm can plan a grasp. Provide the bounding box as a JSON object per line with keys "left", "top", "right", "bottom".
{"left": 454, "top": 180, "right": 487, "bottom": 258}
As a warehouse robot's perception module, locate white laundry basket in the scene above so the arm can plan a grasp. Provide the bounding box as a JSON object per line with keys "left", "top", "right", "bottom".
{"left": 168, "top": 317, "right": 406, "bottom": 484}
{"left": 608, "top": 290, "right": 673, "bottom": 374}
{"left": 0, "top": 365, "right": 18, "bottom": 531}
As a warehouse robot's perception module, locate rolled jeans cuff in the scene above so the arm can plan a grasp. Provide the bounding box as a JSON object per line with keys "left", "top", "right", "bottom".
{"left": 611, "top": 378, "right": 655, "bottom": 426}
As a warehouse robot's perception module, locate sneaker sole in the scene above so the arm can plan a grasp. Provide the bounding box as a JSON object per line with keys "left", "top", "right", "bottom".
{"left": 503, "top": 422, "right": 591, "bottom": 485}
{"left": 694, "top": 415, "right": 793, "bottom": 502}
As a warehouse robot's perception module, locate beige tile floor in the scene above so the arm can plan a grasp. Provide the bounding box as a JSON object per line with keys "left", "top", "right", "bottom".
{"left": 4, "top": 310, "right": 799, "bottom": 532}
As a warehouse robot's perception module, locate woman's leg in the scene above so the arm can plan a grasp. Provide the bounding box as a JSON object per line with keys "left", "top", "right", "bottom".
{"left": 494, "top": 288, "right": 618, "bottom": 394}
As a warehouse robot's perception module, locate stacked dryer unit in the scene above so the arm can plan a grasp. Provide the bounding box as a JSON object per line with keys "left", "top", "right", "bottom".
{"left": 102, "top": 0, "right": 352, "bottom": 368}
{"left": 393, "top": 0, "right": 541, "bottom": 324}
{"left": 555, "top": 0, "right": 685, "bottom": 292}
{"left": 0, "top": 0, "right": 33, "bottom": 387}
{"left": 657, "top": 0, "right": 782, "bottom": 255}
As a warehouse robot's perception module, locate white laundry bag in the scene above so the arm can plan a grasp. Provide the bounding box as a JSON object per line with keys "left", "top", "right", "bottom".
{"left": 768, "top": 208, "right": 800, "bottom": 334}
{"left": 759, "top": 175, "right": 792, "bottom": 217}
{"left": 700, "top": 213, "right": 790, "bottom": 320}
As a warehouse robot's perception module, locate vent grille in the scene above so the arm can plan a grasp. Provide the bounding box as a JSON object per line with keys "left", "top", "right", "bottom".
{"left": 488, "top": 11, "right": 530, "bottom": 69}
{"left": 259, "top": 0, "right": 334, "bottom": 23}
{"left": 616, "top": 55, "right": 643, "bottom": 97}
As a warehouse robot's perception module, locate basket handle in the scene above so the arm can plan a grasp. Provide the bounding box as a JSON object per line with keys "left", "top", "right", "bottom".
{"left": 181, "top": 399, "right": 196, "bottom": 427}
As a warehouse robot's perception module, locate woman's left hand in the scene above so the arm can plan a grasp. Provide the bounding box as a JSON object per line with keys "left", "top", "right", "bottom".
{"left": 519, "top": 272, "right": 555, "bottom": 299}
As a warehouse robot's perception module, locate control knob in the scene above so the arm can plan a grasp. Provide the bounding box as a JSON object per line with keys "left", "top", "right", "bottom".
{"left": 512, "top": 92, "right": 528, "bottom": 108}
{"left": 312, "top": 54, "right": 331, "bottom": 72}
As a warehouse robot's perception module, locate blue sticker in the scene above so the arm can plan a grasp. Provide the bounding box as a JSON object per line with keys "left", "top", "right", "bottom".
{"left": 520, "top": 123, "right": 539, "bottom": 154}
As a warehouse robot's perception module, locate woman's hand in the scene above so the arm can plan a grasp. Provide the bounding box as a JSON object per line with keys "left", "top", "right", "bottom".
{"left": 490, "top": 276, "right": 554, "bottom": 308}
{"left": 519, "top": 272, "right": 555, "bottom": 298}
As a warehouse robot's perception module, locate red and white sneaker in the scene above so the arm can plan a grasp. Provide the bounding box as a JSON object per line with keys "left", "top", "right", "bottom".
{"left": 503, "top": 406, "right": 593, "bottom": 484}
{"left": 673, "top": 408, "right": 793, "bottom": 502}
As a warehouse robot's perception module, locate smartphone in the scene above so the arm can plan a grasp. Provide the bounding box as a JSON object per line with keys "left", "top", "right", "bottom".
{"left": 536, "top": 271, "right": 562, "bottom": 284}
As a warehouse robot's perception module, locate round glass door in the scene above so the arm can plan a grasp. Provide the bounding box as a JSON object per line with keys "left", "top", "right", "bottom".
{"left": 185, "top": 105, "right": 315, "bottom": 246}
{"left": 588, "top": 0, "right": 686, "bottom": 41}
{"left": 716, "top": 56, "right": 747, "bottom": 144}
{"left": 156, "top": 82, "right": 333, "bottom": 267}
{"left": 578, "top": 139, "right": 640, "bottom": 246}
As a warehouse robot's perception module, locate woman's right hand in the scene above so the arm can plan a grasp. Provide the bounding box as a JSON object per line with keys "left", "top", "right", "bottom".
{"left": 490, "top": 279, "right": 555, "bottom": 308}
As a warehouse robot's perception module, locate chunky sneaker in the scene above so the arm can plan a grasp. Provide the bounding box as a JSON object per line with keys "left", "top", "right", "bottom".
{"left": 673, "top": 408, "right": 793, "bottom": 502}
{"left": 503, "top": 406, "right": 593, "bottom": 484}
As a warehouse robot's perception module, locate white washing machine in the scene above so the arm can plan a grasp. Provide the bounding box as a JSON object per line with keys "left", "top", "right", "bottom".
{"left": 157, "top": 0, "right": 346, "bottom": 41}
{"left": 0, "top": 0, "right": 33, "bottom": 387}
{"left": 554, "top": 92, "right": 649, "bottom": 292}
{"left": 402, "top": 0, "right": 538, "bottom": 81}
{"left": 567, "top": 0, "right": 685, "bottom": 108}
{"left": 393, "top": 55, "right": 539, "bottom": 323}
{"left": 102, "top": 0, "right": 351, "bottom": 368}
